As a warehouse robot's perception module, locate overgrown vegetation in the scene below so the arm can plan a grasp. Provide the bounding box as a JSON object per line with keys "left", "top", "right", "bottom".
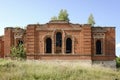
{"left": 0, "top": 59, "right": 120, "bottom": 80}
{"left": 116, "top": 56, "right": 120, "bottom": 68}
{"left": 87, "top": 13, "right": 95, "bottom": 26}
{"left": 51, "top": 9, "right": 69, "bottom": 21}
{"left": 10, "top": 44, "right": 26, "bottom": 60}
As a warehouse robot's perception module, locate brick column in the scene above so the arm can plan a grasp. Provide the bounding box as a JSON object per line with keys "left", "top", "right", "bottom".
{"left": 62, "top": 36, "right": 64, "bottom": 54}
{"left": 26, "top": 25, "right": 36, "bottom": 59}
{"left": 72, "top": 37, "right": 75, "bottom": 54}
{"left": 62, "top": 30, "right": 65, "bottom": 54}
{"left": 4, "top": 27, "right": 13, "bottom": 57}
{"left": 82, "top": 24, "right": 92, "bottom": 56}
{"left": 52, "top": 36, "right": 54, "bottom": 54}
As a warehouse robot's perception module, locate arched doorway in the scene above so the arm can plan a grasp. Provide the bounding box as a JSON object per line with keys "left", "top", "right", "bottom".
{"left": 96, "top": 40, "right": 102, "bottom": 54}
{"left": 56, "top": 32, "right": 62, "bottom": 53}
{"left": 46, "top": 38, "right": 52, "bottom": 53}
{"left": 66, "top": 38, "right": 72, "bottom": 53}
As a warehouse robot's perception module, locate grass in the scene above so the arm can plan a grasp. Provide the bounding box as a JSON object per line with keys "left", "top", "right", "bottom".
{"left": 0, "top": 59, "right": 120, "bottom": 80}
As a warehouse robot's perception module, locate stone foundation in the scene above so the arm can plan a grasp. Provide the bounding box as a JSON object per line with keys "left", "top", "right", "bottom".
{"left": 92, "top": 60, "right": 116, "bottom": 68}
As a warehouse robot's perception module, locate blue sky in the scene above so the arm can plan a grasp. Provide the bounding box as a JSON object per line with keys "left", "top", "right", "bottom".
{"left": 0, "top": 0, "right": 120, "bottom": 56}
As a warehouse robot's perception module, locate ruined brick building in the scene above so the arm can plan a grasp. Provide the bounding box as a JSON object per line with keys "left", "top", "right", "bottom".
{"left": 0, "top": 20, "right": 116, "bottom": 67}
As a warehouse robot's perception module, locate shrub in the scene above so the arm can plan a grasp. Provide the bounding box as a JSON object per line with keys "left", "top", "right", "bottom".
{"left": 116, "top": 56, "right": 120, "bottom": 68}
{"left": 10, "top": 44, "right": 26, "bottom": 60}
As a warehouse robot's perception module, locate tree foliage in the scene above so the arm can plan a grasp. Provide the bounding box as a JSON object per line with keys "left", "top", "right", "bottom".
{"left": 116, "top": 56, "right": 120, "bottom": 68}
{"left": 10, "top": 44, "right": 26, "bottom": 60}
{"left": 51, "top": 9, "right": 69, "bottom": 21}
{"left": 51, "top": 16, "right": 58, "bottom": 20}
{"left": 87, "top": 14, "right": 95, "bottom": 26}
{"left": 58, "top": 9, "right": 69, "bottom": 21}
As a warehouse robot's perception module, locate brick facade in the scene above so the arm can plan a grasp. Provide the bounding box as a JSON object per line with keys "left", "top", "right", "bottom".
{"left": 0, "top": 20, "right": 116, "bottom": 67}
{"left": 0, "top": 36, "right": 4, "bottom": 57}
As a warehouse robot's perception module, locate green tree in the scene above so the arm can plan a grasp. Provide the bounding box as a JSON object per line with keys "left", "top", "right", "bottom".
{"left": 87, "top": 14, "right": 95, "bottom": 26}
{"left": 116, "top": 56, "right": 120, "bottom": 68}
{"left": 51, "top": 16, "right": 58, "bottom": 20}
{"left": 58, "top": 9, "right": 69, "bottom": 21}
{"left": 11, "top": 44, "right": 26, "bottom": 60}
{"left": 51, "top": 9, "right": 70, "bottom": 21}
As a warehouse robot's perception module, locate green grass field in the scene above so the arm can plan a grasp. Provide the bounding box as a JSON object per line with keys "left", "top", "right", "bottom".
{"left": 0, "top": 59, "right": 120, "bottom": 80}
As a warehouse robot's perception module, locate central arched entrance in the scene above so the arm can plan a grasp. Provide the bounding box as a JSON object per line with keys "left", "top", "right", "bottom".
{"left": 56, "top": 32, "right": 62, "bottom": 53}
{"left": 66, "top": 38, "right": 72, "bottom": 53}
{"left": 46, "top": 38, "right": 52, "bottom": 53}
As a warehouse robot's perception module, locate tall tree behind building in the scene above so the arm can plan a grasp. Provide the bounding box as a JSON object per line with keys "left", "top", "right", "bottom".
{"left": 51, "top": 9, "right": 70, "bottom": 22}
{"left": 58, "top": 9, "right": 69, "bottom": 21}
{"left": 51, "top": 16, "right": 57, "bottom": 20}
{"left": 87, "top": 14, "right": 95, "bottom": 26}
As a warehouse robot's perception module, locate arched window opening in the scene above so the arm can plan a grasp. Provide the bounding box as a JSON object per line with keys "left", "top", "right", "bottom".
{"left": 66, "top": 38, "right": 72, "bottom": 53}
{"left": 96, "top": 40, "right": 102, "bottom": 55}
{"left": 46, "top": 38, "right": 52, "bottom": 53}
{"left": 56, "top": 32, "right": 62, "bottom": 53}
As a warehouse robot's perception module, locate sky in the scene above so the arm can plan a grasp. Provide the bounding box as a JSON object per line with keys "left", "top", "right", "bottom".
{"left": 0, "top": 0, "right": 120, "bottom": 56}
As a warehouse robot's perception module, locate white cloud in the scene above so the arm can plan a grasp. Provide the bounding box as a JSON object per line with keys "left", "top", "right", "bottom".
{"left": 116, "top": 43, "right": 120, "bottom": 48}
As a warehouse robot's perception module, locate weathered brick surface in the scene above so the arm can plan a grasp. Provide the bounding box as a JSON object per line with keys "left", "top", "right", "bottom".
{"left": 91, "top": 27, "right": 115, "bottom": 61}
{"left": 4, "top": 28, "right": 14, "bottom": 56}
{"left": 0, "top": 37, "right": 4, "bottom": 57}
{"left": 105, "top": 28, "right": 115, "bottom": 56}
{"left": 0, "top": 21, "right": 116, "bottom": 62}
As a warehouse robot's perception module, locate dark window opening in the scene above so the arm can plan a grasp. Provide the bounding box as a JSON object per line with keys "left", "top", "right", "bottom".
{"left": 18, "top": 40, "right": 23, "bottom": 45}
{"left": 56, "top": 32, "right": 62, "bottom": 53}
{"left": 96, "top": 40, "right": 102, "bottom": 55}
{"left": 46, "top": 38, "right": 52, "bottom": 53}
{"left": 66, "top": 38, "right": 72, "bottom": 53}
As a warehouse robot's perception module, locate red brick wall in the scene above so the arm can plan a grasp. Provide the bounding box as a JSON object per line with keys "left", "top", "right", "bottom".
{"left": 4, "top": 28, "right": 14, "bottom": 57}
{"left": 25, "top": 23, "right": 92, "bottom": 60}
{"left": 82, "top": 24, "right": 92, "bottom": 56}
{"left": 105, "top": 28, "right": 115, "bottom": 56}
{"left": 92, "top": 27, "right": 115, "bottom": 61}
{"left": 0, "top": 37, "right": 4, "bottom": 57}
{"left": 26, "top": 25, "right": 37, "bottom": 57}
{"left": 1, "top": 21, "right": 115, "bottom": 61}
